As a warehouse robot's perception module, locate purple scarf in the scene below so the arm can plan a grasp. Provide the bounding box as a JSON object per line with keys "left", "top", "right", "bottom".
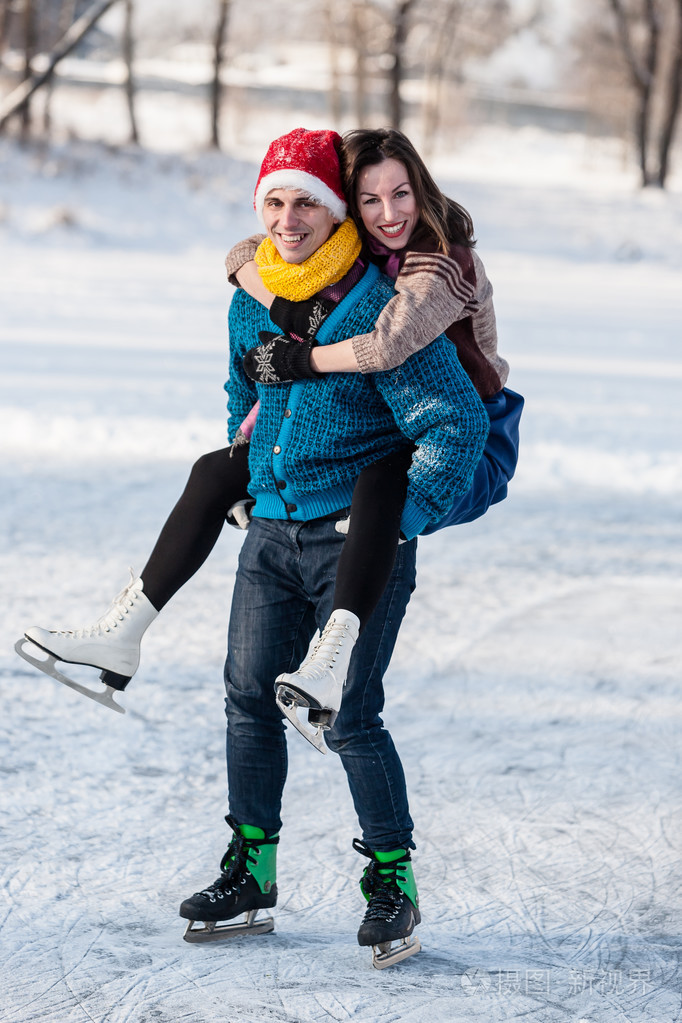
{"left": 367, "top": 235, "right": 402, "bottom": 280}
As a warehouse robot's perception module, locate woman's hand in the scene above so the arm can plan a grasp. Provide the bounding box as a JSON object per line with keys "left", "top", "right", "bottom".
{"left": 235, "top": 260, "right": 275, "bottom": 309}
{"left": 243, "top": 333, "right": 320, "bottom": 384}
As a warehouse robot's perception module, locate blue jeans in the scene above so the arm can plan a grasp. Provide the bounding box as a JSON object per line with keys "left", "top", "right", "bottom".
{"left": 224, "top": 514, "right": 417, "bottom": 851}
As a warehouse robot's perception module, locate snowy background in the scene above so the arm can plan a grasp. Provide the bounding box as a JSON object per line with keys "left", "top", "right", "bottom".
{"left": 1, "top": 86, "right": 682, "bottom": 1023}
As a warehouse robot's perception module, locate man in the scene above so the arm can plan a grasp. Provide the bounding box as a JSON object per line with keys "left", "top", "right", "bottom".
{"left": 178, "top": 128, "right": 489, "bottom": 967}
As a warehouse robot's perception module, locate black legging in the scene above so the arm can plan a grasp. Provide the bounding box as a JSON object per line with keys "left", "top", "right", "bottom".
{"left": 332, "top": 445, "right": 414, "bottom": 630}
{"left": 141, "top": 444, "right": 250, "bottom": 611}
{"left": 140, "top": 442, "right": 413, "bottom": 633}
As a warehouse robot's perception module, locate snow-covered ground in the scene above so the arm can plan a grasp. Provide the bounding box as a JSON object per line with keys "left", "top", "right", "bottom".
{"left": 1, "top": 119, "right": 681, "bottom": 1023}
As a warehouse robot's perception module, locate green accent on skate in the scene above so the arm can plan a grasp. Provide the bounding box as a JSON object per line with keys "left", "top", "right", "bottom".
{"left": 239, "top": 824, "right": 266, "bottom": 840}
{"left": 374, "top": 848, "right": 405, "bottom": 864}
{"left": 361, "top": 848, "right": 419, "bottom": 909}
{"left": 392, "top": 857, "right": 418, "bottom": 908}
{"left": 247, "top": 839, "right": 278, "bottom": 895}
{"left": 240, "top": 825, "right": 279, "bottom": 896}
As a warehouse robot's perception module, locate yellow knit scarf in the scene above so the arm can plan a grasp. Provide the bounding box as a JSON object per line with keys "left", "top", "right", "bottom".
{"left": 254, "top": 217, "right": 362, "bottom": 301}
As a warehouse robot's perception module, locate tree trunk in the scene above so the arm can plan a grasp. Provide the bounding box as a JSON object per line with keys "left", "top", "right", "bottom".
{"left": 325, "top": 0, "right": 342, "bottom": 128}
{"left": 0, "top": 0, "right": 122, "bottom": 133}
{"left": 21, "top": 0, "right": 36, "bottom": 139}
{"left": 0, "top": 0, "right": 12, "bottom": 58}
{"left": 422, "top": 1, "right": 460, "bottom": 155}
{"left": 43, "top": 0, "right": 80, "bottom": 136}
{"left": 388, "top": 0, "right": 416, "bottom": 129}
{"left": 608, "top": 0, "right": 660, "bottom": 186}
{"left": 656, "top": 0, "right": 682, "bottom": 185}
{"left": 123, "top": 0, "right": 138, "bottom": 144}
{"left": 210, "top": 0, "right": 230, "bottom": 149}
{"left": 351, "top": 1, "right": 368, "bottom": 127}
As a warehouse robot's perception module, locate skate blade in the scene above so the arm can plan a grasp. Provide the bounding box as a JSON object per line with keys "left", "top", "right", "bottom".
{"left": 182, "top": 909, "right": 275, "bottom": 943}
{"left": 14, "top": 637, "right": 126, "bottom": 714}
{"left": 372, "top": 935, "right": 421, "bottom": 969}
{"left": 275, "top": 686, "right": 328, "bottom": 754}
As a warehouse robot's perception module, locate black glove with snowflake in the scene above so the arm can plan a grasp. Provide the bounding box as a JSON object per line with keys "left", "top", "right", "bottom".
{"left": 269, "top": 295, "right": 336, "bottom": 340}
{"left": 243, "top": 332, "right": 321, "bottom": 384}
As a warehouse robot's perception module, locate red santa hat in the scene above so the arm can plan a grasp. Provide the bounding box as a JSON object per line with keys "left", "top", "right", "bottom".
{"left": 253, "top": 127, "right": 347, "bottom": 225}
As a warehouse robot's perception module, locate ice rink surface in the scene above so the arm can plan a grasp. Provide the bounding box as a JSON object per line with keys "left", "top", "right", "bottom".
{"left": 1, "top": 124, "right": 681, "bottom": 1022}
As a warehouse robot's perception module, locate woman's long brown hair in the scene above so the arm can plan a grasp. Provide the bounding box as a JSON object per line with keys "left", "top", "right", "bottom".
{"left": 341, "top": 128, "right": 475, "bottom": 253}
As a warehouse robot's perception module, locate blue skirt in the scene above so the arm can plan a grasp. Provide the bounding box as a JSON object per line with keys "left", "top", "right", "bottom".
{"left": 422, "top": 387, "right": 524, "bottom": 534}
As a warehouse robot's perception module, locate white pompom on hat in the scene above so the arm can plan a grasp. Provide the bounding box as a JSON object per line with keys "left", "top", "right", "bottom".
{"left": 253, "top": 127, "right": 347, "bottom": 225}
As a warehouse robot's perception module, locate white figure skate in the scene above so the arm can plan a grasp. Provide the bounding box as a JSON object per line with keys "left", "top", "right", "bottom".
{"left": 15, "top": 570, "right": 158, "bottom": 713}
{"left": 275, "top": 609, "right": 360, "bottom": 753}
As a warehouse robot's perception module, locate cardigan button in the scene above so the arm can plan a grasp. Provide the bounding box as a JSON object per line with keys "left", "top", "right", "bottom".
{"left": 273, "top": 445, "right": 281, "bottom": 454}
{"left": 276, "top": 480, "right": 286, "bottom": 490}
{"left": 284, "top": 409, "right": 292, "bottom": 418}
{"left": 285, "top": 503, "right": 297, "bottom": 513}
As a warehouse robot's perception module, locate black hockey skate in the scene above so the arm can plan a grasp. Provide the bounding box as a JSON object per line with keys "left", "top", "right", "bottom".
{"left": 354, "top": 839, "right": 421, "bottom": 969}
{"left": 180, "top": 815, "right": 278, "bottom": 943}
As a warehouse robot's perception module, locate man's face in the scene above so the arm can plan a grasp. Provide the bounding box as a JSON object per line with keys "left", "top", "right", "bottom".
{"left": 262, "top": 189, "right": 337, "bottom": 264}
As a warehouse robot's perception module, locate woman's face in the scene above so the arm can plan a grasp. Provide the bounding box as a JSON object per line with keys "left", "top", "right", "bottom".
{"left": 356, "top": 158, "right": 419, "bottom": 249}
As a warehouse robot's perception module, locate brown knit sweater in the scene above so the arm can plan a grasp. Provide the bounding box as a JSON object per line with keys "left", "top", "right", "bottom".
{"left": 225, "top": 233, "right": 508, "bottom": 400}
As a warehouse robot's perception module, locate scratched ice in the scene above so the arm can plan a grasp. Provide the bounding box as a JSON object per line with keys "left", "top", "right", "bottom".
{"left": 1, "top": 121, "right": 681, "bottom": 1023}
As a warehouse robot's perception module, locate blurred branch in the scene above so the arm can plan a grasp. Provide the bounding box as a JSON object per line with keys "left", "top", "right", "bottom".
{"left": 0, "top": 0, "right": 121, "bottom": 132}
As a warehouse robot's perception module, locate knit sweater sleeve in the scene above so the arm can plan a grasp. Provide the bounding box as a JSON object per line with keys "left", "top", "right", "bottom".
{"left": 350, "top": 248, "right": 480, "bottom": 373}
{"left": 372, "top": 337, "right": 490, "bottom": 540}
{"left": 225, "top": 234, "right": 266, "bottom": 287}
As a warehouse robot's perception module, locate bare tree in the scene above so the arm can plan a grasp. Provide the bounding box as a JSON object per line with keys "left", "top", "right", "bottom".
{"left": 609, "top": 0, "right": 662, "bottom": 183}
{"left": 21, "top": 0, "right": 36, "bottom": 138}
{"left": 351, "top": 0, "right": 370, "bottom": 127}
{"left": 577, "top": 0, "right": 682, "bottom": 187}
{"left": 412, "top": 0, "right": 518, "bottom": 150}
{"left": 348, "top": 0, "right": 517, "bottom": 138}
{"left": 0, "top": 0, "right": 13, "bottom": 58}
{"left": 325, "top": 0, "right": 342, "bottom": 127}
{"left": 210, "top": 0, "right": 230, "bottom": 149}
{"left": 421, "top": 1, "right": 466, "bottom": 149}
{"left": 43, "top": 0, "right": 79, "bottom": 134}
{"left": 122, "top": 0, "right": 138, "bottom": 143}
{"left": 0, "top": 0, "right": 122, "bottom": 133}
{"left": 386, "top": 0, "right": 418, "bottom": 128}
{"left": 657, "top": 0, "right": 682, "bottom": 182}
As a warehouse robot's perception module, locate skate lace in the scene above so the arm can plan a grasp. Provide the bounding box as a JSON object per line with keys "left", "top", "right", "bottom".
{"left": 297, "top": 618, "right": 353, "bottom": 680}
{"left": 353, "top": 839, "right": 408, "bottom": 923}
{"left": 58, "top": 569, "right": 141, "bottom": 639}
{"left": 360, "top": 862, "right": 405, "bottom": 923}
{"left": 195, "top": 814, "right": 277, "bottom": 901}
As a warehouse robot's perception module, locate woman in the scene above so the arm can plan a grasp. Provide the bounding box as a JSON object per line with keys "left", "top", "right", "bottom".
{"left": 17, "top": 128, "right": 521, "bottom": 733}
{"left": 241, "top": 128, "right": 522, "bottom": 727}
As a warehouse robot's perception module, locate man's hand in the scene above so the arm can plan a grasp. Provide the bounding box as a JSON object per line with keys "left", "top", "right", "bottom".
{"left": 243, "top": 332, "right": 321, "bottom": 384}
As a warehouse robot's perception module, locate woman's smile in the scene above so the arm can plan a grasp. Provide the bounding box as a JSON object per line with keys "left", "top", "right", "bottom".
{"left": 356, "top": 159, "right": 418, "bottom": 250}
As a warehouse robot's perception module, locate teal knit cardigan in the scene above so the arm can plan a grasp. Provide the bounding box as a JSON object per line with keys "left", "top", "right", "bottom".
{"left": 225, "top": 262, "right": 489, "bottom": 540}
